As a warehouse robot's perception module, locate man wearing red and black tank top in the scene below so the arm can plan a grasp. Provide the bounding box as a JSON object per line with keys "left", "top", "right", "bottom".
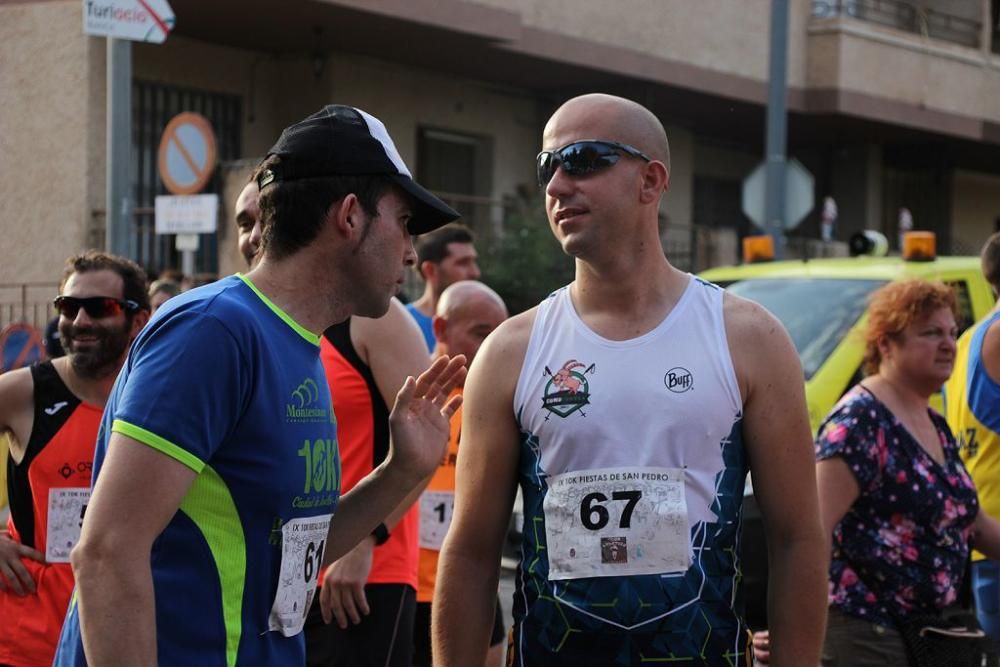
{"left": 305, "top": 298, "right": 430, "bottom": 667}
{"left": 0, "top": 251, "right": 149, "bottom": 667}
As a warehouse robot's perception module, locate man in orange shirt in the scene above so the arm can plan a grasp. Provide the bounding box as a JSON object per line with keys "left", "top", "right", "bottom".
{"left": 309, "top": 304, "right": 430, "bottom": 667}
{"left": 0, "top": 252, "right": 150, "bottom": 667}
{"left": 414, "top": 280, "right": 507, "bottom": 667}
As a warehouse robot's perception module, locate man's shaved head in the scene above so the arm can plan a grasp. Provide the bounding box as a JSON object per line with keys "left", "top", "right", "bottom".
{"left": 544, "top": 93, "right": 670, "bottom": 173}
{"left": 433, "top": 281, "right": 507, "bottom": 369}
{"left": 436, "top": 280, "right": 506, "bottom": 319}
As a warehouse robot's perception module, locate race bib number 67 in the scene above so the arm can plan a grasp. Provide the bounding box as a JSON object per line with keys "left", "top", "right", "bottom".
{"left": 268, "top": 514, "right": 332, "bottom": 637}
{"left": 543, "top": 466, "right": 690, "bottom": 580}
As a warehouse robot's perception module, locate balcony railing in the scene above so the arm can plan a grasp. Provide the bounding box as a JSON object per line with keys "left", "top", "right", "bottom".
{"left": 812, "top": 0, "right": 983, "bottom": 49}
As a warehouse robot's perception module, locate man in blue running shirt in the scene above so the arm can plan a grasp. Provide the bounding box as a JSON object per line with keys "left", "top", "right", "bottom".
{"left": 405, "top": 224, "right": 480, "bottom": 351}
{"left": 54, "top": 105, "right": 466, "bottom": 666}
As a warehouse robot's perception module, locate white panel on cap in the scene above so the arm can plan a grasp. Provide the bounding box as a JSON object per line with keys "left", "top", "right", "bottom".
{"left": 355, "top": 108, "right": 412, "bottom": 178}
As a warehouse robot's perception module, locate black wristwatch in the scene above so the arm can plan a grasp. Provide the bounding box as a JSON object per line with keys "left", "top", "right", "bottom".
{"left": 371, "top": 522, "right": 390, "bottom": 546}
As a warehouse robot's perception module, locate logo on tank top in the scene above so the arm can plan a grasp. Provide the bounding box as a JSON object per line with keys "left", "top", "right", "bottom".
{"left": 541, "top": 359, "right": 595, "bottom": 419}
{"left": 58, "top": 460, "right": 92, "bottom": 479}
{"left": 44, "top": 401, "right": 69, "bottom": 416}
{"left": 285, "top": 377, "right": 332, "bottom": 423}
{"left": 664, "top": 367, "right": 693, "bottom": 393}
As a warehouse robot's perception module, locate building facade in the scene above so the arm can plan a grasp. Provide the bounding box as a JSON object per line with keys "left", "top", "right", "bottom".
{"left": 3, "top": 0, "right": 1000, "bottom": 326}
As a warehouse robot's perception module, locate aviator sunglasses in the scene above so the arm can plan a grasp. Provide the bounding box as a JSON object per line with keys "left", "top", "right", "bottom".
{"left": 53, "top": 295, "right": 141, "bottom": 319}
{"left": 536, "top": 140, "right": 652, "bottom": 187}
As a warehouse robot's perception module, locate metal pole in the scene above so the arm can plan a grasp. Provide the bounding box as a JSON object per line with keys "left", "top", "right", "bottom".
{"left": 764, "top": 0, "right": 789, "bottom": 259}
{"left": 106, "top": 37, "right": 132, "bottom": 257}
{"left": 181, "top": 249, "right": 195, "bottom": 277}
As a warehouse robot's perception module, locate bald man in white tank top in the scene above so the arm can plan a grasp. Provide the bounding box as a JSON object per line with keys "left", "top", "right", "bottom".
{"left": 433, "top": 94, "right": 828, "bottom": 667}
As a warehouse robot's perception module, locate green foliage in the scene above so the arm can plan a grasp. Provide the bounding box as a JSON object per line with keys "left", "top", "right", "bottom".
{"left": 479, "top": 189, "right": 575, "bottom": 315}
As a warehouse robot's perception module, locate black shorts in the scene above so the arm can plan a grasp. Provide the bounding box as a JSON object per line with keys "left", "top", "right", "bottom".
{"left": 304, "top": 582, "right": 416, "bottom": 667}
{"left": 412, "top": 597, "right": 506, "bottom": 666}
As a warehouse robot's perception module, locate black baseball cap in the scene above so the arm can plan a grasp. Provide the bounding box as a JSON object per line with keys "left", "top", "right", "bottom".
{"left": 258, "top": 105, "right": 459, "bottom": 234}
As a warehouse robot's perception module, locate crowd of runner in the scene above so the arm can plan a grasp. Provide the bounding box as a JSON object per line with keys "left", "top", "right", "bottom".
{"left": 2, "top": 94, "right": 1000, "bottom": 667}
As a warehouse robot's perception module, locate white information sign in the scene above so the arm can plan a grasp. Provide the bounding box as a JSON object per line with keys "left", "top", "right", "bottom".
{"left": 268, "top": 514, "right": 332, "bottom": 637}
{"left": 83, "top": 0, "right": 176, "bottom": 44}
{"left": 46, "top": 487, "right": 91, "bottom": 563}
{"left": 155, "top": 194, "right": 219, "bottom": 235}
{"left": 543, "top": 466, "right": 690, "bottom": 580}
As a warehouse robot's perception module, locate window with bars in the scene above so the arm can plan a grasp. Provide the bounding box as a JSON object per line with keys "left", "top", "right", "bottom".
{"left": 416, "top": 127, "right": 493, "bottom": 231}
{"left": 132, "top": 81, "right": 242, "bottom": 277}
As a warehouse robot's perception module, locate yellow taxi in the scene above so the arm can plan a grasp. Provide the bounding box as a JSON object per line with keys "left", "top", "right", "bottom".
{"left": 699, "top": 231, "right": 994, "bottom": 629}
{"left": 700, "top": 232, "right": 994, "bottom": 433}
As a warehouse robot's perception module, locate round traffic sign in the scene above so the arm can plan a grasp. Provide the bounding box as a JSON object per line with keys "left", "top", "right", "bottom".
{"left": 157, "top": 112, "right": 218, "bottom": 195}
{"left": 0, "top": 323, "right": 47, "bottom": 372}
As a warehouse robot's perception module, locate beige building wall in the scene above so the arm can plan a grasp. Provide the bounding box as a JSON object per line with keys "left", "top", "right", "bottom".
{"left": 138, "top": 41, "right": 544, "bottom": 200}
{"left": 0, "top": 0, "right": 102, "bottom": 286}
{"left": 307, "top": 54, "right": 541, "bottom": 205}
{"left": 692, "top": 144, "right": 759, "bottom": 186}
{"left": 471, "top": 0, "right": 814, "bottom": 86}
{"left": 662, "top": 126, "right": 694, "bottom": 229}
{"left": 133, "top": 41, "right": 544, "bottom": 270}
{"left": 951, "top": 170, "right": 1000, "bottom": 256}
{"left": 806, "top": 17, "right": 1000, "bottom": 127}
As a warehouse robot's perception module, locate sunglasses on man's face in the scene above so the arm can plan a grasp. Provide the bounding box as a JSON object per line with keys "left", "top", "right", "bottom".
{"left": 536, "top": 140, "right": 652, "bottom": 188}
{"left": 53, "top": 295, "right": 140, "bottom": 319}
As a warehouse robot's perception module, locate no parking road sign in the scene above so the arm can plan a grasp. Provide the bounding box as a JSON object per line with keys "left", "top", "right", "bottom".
{"left": 0, "top": 324, "right": 47, "bottom": 372}
{"left": 158, "top": 112, "right": 218, "bottom": 195}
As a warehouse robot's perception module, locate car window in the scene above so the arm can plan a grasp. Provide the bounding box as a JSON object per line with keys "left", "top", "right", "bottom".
{"left": 725, "top": 278, "right": 886, "bottom": 380}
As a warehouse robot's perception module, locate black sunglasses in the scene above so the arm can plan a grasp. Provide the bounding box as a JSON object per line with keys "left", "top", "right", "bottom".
{"left": 536, "top": 140, "right": 652, "bottom": 187}
{"left": 53, "top": 295, "right": 141, "bottom": 319}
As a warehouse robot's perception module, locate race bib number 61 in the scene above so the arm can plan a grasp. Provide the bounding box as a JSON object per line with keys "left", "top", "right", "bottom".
{"left": 268, "top": 514, "right": 332, "bottom": 637}
{"left": 543, "top": 466, "right": 690, "bottom": 580}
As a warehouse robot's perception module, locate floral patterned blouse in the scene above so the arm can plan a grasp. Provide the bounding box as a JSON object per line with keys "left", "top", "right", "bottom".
{"left": 815, "top": 385, "right": 979, "bottom": 628}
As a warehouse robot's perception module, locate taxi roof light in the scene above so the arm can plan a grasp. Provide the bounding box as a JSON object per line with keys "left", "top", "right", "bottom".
{"left": 743, "top": 235, "right": 774, "bottom": 264}
{"left": 902, "top": 231, "right": 936, "bottom": 262}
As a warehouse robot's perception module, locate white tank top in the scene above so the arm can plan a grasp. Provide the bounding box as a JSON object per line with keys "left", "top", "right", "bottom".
{"left": 509, "top": 277, "right": 750, "bottom": 662}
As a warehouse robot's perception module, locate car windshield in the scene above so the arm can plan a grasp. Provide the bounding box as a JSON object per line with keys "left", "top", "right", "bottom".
{"left": 724, "top": 278, "right": 886, "bottom": 380}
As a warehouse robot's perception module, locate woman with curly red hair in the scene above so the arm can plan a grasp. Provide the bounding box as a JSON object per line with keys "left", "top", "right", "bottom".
{"left": 756, "top": 279, "right": 1000, "bottom": 666}
{"left": 813, "top": 279, "right": 1000, "bottom": 664}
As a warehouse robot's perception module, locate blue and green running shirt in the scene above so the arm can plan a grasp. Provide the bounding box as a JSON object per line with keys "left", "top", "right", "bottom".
{"left": 54, "top": 274, "right": 341, "bottom": 667}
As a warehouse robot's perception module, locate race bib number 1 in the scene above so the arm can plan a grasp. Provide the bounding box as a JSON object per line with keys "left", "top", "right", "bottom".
{"left": 543, "top": 466, "right": 690, "bottom": 580}
{"left": 419, "top": 490, "right": 454, "bottom": 550}
{"left": 46, "top": 487, "right": 91, "bottom": 563}
{"left": 268, "top": 514, "right": 332, "bottom": 637}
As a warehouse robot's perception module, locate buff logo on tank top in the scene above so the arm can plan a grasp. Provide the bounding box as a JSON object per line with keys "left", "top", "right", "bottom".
{"left": 541, "top": 359, "right": 596, "bottom": 419}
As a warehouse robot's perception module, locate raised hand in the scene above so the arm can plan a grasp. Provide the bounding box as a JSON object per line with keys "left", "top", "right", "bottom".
{"left": 388, "top": 354, "right": 466, "bottom": 483}
{"left": 0, "top": 531, "right": 44, "bottom": 596}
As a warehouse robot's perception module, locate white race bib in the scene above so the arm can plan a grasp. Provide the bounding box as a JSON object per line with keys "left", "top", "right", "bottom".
{"left": 419, "top": 490, "right": 454, "bottom": 551}
{"left": 268, "top": 514, "right": 332, "bottom": 637}
{"left": 46, "top": 487, "right": 91, "bottom": 563}
{"left": 542, "top": 466, "right": 690, "bottom": 580}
